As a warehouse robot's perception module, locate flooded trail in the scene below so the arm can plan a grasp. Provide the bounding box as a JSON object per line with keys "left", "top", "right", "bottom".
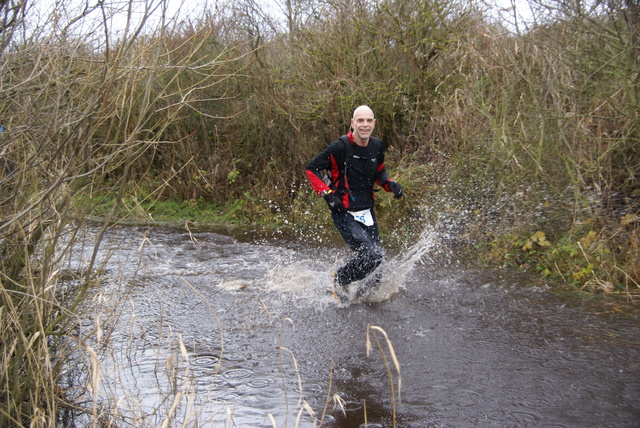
{"left": 63, "top": 224, "right": 640, "bottom": 427}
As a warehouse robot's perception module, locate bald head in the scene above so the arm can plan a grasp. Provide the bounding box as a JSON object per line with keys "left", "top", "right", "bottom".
{"left": 352, "top": 105, "right": 375, "bottom": 120}
{"left": 350, "top": 105, "right": 376, "bottom": 146}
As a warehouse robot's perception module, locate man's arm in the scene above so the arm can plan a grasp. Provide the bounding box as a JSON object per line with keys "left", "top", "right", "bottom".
{"left": 305, "top": 142, "right": 339, "bottom": 196}
{"left": 375, "top": 143, "right": 391, "bottom": 188}
{"left": 375, "top": 144, "right": 403, "bottom": 198}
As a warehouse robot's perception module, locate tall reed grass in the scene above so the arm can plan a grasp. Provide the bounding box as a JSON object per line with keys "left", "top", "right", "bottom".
{"left": 0, "top": 1, "right": 246, "bottom": 424}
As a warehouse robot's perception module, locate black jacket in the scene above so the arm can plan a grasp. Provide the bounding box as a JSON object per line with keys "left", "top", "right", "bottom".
{"left": 306, "top": 133, "right": 392, "bottom": 211}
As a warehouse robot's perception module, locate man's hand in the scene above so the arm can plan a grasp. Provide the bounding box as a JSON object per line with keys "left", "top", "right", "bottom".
{"left": 387, "top": 180, "right": 403, "bottom": 199}
{"left": 324, "top": 191, "right": 346, "bottom": 213}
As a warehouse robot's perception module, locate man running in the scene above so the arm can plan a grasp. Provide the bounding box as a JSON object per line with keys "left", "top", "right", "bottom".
{"left": 305, "top": 105, "right": 403, "bottom": 302}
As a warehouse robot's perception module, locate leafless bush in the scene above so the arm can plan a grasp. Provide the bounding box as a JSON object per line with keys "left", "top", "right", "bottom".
{"left": 0, "top": 0, "right": 248, "bottom": 424}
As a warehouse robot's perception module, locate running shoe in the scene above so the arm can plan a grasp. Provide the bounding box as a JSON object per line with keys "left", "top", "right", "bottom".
{"left": 332, "top": 271, "right": 349, "bottom": 303}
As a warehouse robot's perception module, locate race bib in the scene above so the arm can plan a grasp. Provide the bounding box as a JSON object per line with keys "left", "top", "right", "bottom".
{"left": 349, "top": 209, "right": 374, "bottom": 226}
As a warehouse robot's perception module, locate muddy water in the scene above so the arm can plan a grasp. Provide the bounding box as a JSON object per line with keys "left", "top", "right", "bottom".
{"left": 65, "top": 224, "right": 639, "bottom": 427}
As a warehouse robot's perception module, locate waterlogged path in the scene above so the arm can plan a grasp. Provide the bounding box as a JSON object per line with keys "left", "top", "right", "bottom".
{"left": 67, "top": 224, "right": 640, "bottom": 427}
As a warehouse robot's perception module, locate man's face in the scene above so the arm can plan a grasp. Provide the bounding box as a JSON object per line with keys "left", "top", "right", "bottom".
{"left": 351, "top": 108, "right": 376, "bottom": 143}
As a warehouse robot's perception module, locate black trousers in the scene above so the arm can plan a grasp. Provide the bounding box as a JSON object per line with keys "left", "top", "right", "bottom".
{"left": 332, "top": 209, "right": 383, "bottom": 287}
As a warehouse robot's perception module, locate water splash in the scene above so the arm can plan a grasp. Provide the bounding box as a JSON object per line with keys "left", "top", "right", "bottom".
{"left": 261, "top": 260, "right": 328, "bottom": 294}
{"left": 359, "top": 227, "right": 439, "bottom": 303}
{"left": 256, "top": 227, "right": 440, "bottom": 305}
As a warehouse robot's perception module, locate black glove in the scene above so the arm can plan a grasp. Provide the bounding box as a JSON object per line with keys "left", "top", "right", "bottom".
{"left": 324, "top": 191, "right": 346, "bottom": 213}
{"left": 388, "top": 180, "right": 403, "bottom": 198}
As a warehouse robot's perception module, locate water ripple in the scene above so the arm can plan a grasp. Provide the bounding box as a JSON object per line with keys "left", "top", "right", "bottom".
{"left": 247, "top": 377, "right": 275, "bottom": 389}
{"left": 191, "top": 353, "right": 220, "bottom": 368}
{"left": 222, "top": 368, "right": 253, "bottom": 380}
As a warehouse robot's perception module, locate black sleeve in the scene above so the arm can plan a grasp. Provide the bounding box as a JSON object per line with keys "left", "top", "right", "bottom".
{"left": 305, "top": 140, "right": 343, "bottom": 194}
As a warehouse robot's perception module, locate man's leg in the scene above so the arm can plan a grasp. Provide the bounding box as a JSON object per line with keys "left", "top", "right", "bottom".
{"left": 332, "top": 210, "right": 383, "bottom": 287}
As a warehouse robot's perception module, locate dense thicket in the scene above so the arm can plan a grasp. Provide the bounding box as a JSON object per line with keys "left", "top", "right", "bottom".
{"left": 0, "top": 0, "right": 638, "bottom": 424}
{"left": 139, "top": 0, "right": 638, "bottom": 292}
{"left": 0, "top": 1, "right": 249, "bottom": 425}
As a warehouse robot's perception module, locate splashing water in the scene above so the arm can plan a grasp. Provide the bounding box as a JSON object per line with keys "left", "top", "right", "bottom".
{"left": 257, "top": 226, "right": 440, "bottom": 305}
{"left": 359, "top": 227, "right": 439, "bottom": 303}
